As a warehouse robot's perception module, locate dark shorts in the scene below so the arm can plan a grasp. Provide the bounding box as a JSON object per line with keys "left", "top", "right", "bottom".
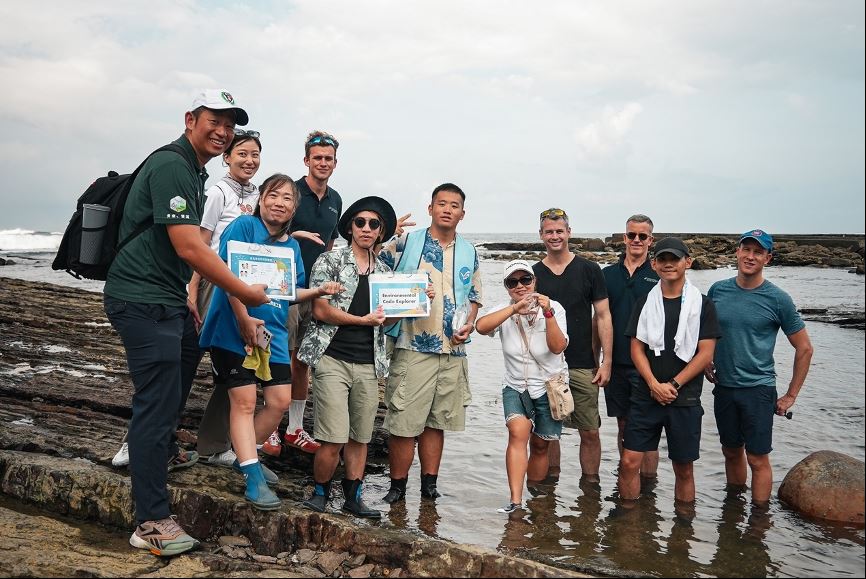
{"left": 210, "top": 347, "right": 291, "bottom": 389}
{"left": 604, "top": 365, "right": 637, "bottom": 418}
{"left": 713, "top": 385, "right": 776, "bottom": 456}
{"left": 623, "top": 398, "right": 703, "bottom": 463}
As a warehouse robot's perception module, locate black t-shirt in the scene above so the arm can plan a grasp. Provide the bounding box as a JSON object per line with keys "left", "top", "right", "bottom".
{"left": 325, "top": 274, "right": 374, "bottom": 364}
{"left": 603, "top": 256, "right": 660, "bottom": 366}
{"left": 533, "top": 256, "right": 608, "bottom": 369}
{"left": 625, "top": 293, "right": 721, "bottom": 406}
{"left": 290, "top": 177, "right": 342, "bottom": 287}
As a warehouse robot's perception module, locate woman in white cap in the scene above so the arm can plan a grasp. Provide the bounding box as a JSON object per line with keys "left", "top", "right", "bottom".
{"left": 476, "top": 259, "right": 569, "bottom": 514}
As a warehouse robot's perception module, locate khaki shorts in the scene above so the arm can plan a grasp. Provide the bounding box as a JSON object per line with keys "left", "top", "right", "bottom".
{"left": 563, "top": 368, "right": 601, "bottom": 431}
{"left": 312, "top": 355, "right": 380, "bottom": 444}
{"left": 384, "top": 349, "right": 471, "bottom": 437}
{"left": 195, "top": 277, "right": 215, "bottom": 321}
{"left": 287, "top": 300, "right": 313, "bottom": 351}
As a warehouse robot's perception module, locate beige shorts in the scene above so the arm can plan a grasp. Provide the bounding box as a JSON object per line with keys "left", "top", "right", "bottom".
{"left": 384, "top": 349, "right": 471, "bottom": 437}
{"left": 287, "top": 300, "right": 313, "bottom": 351}
{"left": 564, "top": 368, "right": 601, "bottom": 431}
{"left": 312, "top": 355, "right": 380, "bottom": 444}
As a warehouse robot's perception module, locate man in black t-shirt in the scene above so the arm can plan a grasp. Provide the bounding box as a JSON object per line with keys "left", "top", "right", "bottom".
{"left": 532, "top": 208, "right": 612, "bottom": 481}
{"left": 620, "top": 237, "right": 721, "bottom": 507}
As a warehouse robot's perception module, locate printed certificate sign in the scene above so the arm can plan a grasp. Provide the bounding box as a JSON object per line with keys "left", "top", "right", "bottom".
{"left": 227, "top": 240, "right": 296, "bottom": 301}
{"left": 369, "top": 273, "right": 430, "bottom": 318}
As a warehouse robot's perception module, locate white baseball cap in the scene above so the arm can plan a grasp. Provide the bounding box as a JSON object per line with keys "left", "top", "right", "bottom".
{"left": 190, "top": 89, "right": 249, "bottom": 126}
{"left": 503, "top": 259, "right": 534, "bottom": 280}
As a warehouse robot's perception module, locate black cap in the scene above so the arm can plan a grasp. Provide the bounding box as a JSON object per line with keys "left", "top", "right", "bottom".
{"left": 338, "top": 196, "right": 397, "bottom": 242}
{"left": 653, "top": 237, "right": 690, "bottom": 259}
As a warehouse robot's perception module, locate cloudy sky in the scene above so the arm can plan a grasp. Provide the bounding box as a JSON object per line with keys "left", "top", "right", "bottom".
{"left": 2, "top": 0, "right": 863, "bottom": 234}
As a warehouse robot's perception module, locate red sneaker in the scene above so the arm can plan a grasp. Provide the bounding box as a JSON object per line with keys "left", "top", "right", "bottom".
{"left": 283, "top": 427, "right": 321, "bottom": 453}
{"left": 260, "top": 430, "right": 282, "bottom": 457}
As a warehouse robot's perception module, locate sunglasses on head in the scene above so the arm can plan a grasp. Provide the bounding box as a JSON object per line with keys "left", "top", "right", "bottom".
{"left": 626, "top": 232, "right": 651, "bottom": 241}
{"left": 233, "top": 128, "right": 260, "bottom": 138}
{"left": 352, "top": 216, "right": 382, "bottom": 230}
{"left": 540, "top": 208, "right": 567, "bottom": 220}
{"left": 504, "top": 274, "right": 534, "bottom": 289}
{"left": 307, "top": 135, "right": 337, "bottom": 147}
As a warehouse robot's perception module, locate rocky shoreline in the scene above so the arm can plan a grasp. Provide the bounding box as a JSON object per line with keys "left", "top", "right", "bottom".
{"left": 478, "top": 233, "right": 865, "bottom": 273}
{"left": 0, "top": 277, "right": 589, "bottom": 578}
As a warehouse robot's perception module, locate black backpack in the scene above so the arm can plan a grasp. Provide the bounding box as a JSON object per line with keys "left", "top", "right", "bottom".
{"left": 52, "top": 143, "right": 194, "bottom": 280}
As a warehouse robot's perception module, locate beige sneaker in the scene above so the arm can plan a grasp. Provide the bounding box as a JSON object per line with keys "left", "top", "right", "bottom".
{"left": 129, "top": 515, "right": 199, "bottom": 556}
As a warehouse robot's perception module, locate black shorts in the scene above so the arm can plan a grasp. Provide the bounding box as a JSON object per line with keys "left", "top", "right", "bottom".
{"left": 210, "top": 347, "right": 291, "bottom": 389}
{"left": 604, "top": 365, "right": 637, "bottom": 418}
{"left": 713, "top": 385, "right": 776, "bottom": 455}
{"left": 623, "top": 397, "right": 703, "bottom": 463}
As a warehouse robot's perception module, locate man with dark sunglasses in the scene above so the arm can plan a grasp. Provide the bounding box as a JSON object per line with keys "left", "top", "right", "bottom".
{"left": 533, "top": 208, "right": 612, "bottom": 483}
{"left": 600, "top": 214, "right": 660, "bottom": 483}
{"left": 297, "top": 196, "right": 399, "bottom": 519}
{"left": 262, "top": 131, "right": 343, "bottom": 457}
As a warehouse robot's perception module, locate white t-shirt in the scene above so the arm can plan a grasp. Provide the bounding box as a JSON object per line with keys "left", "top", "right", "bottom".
{"left": 200, "top": 180, "right": 259, "bottom": 251}
{"left": 488, "top": 299, "right": 569, "bottom": 399}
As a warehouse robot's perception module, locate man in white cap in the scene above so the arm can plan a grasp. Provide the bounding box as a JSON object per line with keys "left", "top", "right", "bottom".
{"left": 103, "top": 89, "right": 267, "bottom": 556}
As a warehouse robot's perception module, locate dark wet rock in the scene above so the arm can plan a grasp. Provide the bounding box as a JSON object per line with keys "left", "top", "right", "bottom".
{"left": 798, "top": 308, "right": 865, "bottom": 330}
{"left": 580, "top": 238, "right": 606, "bottom": 251}
{"left": 779, "top": 450, "right": 865, "bottom": 525}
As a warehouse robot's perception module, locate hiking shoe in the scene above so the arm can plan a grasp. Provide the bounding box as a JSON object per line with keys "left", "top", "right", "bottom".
{"left": 129, "top": 515, "right": 200, "bottom": 556}
{"left": 233, "top": 459, "right": 279, "bottom": 485}
{"left": 167, "top": 449, "right": 199, "bottom": 472}
{"left": 206, "top": 448, "right": 237, "bottom": 467}
{"left": 497, "top": 502, "right": 523, "bottom": 514}
{"left": 283, "top": 428, "right": 320, "bottom": 453}
{"left": 112, "top": 442, "right": 129, "bottom": 467}
{"left": 261, "top": 430, "right": 282, "bottom": 457}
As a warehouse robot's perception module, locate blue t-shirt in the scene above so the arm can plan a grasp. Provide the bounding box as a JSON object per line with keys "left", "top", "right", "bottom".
{"left": 199, "top": 215, "right": 306, "bottom": 363}
{"left": 708, "top": 277, "right": 805, "bottom": 389}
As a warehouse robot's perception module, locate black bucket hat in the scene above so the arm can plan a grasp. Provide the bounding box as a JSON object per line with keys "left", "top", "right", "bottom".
{"left": 339, "top": 196, "right": 397, "bottom": 243}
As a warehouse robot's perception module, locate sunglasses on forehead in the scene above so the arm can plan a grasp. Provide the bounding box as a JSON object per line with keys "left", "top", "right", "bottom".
{"left": 307, "top": 135, "right": 337, "bottom": 147}
{"left": 233, "top": 128, "right": 260, "bottom": 138}
{"left": 352, "top": 216, "right": 381, "bottom": 230}
{"left": 540, "top": 208, "right": 567, "bottom": 220}
{"left": 504, "top": 274, "right": 534, "bottom": 289}
{"left": 626, "top": 232, "right": 651, "bottom": 241}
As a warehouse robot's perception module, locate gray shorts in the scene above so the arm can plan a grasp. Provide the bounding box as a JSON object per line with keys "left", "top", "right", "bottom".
{"left": 287, "top": 300, "right": 313, "bottom": 351}
{"left": 384, "top": 349, "right": 471, "bottom": 437}
{"left": 312, "top": 355, "right": 379, "bottom": 444}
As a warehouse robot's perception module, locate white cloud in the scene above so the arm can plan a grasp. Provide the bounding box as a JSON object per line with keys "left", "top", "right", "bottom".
{"left": 574, "top": 102, "right": 644, "bottom": 161}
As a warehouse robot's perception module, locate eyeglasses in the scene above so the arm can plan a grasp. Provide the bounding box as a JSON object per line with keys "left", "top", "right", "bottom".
{"left": 352, "top": 217, "right": 382, "bottom": 230}
{"left": 626, "top": 232, "right": 651, "bottom": 242}
{"left": 540, "top": 208, "right": 567, "bottom": 220}
{"left": 504, "top": 274, "right": 534, "bottom": 289}
{"left": 307, "top": 135, "right": 337, "bottom": 147}
{"left": 233, "top": 129, "right": 260, "bottom": 138}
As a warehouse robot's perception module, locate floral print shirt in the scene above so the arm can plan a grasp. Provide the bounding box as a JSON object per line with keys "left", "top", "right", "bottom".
{"left": 380, "top": 229, "right": 483, "bottom": 356}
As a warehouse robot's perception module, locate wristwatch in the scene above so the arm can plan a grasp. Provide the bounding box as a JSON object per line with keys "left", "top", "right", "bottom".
{"left": 542, "top": 307, "right": 555, "bottom": 319}
{"left": 670, "top": 377, "right": 682, "bottom": 390}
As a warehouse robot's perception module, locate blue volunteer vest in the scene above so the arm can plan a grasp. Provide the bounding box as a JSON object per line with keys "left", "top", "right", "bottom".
{"left": 385, "top": 228, "right": 477, "bottom": 339}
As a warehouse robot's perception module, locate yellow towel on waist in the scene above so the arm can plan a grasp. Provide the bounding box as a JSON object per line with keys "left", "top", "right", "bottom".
{"left": 242, "top": 345, "right": 272, "bottom": 381}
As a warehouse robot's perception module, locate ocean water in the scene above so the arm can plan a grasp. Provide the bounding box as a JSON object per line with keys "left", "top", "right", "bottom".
{"left": 2, "top": 229, "right": 864, "bottom": 577}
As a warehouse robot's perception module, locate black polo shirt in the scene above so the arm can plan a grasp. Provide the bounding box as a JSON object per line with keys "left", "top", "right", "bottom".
{"left": 603, "top": 256, "right": 660, "bottom": 366}
{"left": 290, "top": 177, "right": 342, "bottom": 287}
{"left": 533, "top": 256, "right": 608, "bottom": 369}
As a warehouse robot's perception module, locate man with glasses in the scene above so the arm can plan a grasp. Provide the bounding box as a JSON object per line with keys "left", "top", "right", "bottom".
{"left": 600, "top": 215, "right": 660, "bottom": 482}
{"left": 379, "top": 183, "right": 483, "bottom": 504}
{"left": 262, "top": 131, "right": 342, "bottom": 456}
{"left": 103, "top": 90, "right": 268, "bottom": 556}
{"left": 532, "top": 208, "right": 612, "bottom": 482}
{"left": 298, "top": 196, "right": 398, "bottom": 519}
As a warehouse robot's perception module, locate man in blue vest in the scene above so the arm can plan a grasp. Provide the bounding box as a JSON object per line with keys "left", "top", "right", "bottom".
{"left": 379, "top": 183, "right": 483, "bottom": 503}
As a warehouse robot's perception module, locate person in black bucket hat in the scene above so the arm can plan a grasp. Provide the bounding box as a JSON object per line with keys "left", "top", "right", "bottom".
{"left": 297, "top": 195, "right": 400, "bottom": 518}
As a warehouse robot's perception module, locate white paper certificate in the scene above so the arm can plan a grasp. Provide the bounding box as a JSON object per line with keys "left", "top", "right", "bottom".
{"left": 369, "top": 273, "right": 430, "bottom": 318}
{"left": 227, "top": 240, "right": 296, "bottom": 301}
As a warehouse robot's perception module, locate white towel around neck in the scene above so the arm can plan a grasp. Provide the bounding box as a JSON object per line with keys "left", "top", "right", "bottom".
{"left": 635, "top": 279, "right": 703, "bottom": 362}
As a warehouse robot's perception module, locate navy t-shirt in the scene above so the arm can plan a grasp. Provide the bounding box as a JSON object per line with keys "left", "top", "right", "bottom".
{"left": 289, "top": 177, "right": 342, "bottom": 287}
{"left": 603, "top": 256, "right": 659, "bottom": 366}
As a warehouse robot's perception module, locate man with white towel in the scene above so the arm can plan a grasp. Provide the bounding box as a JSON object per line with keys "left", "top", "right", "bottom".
{"left": 618, "top": 237, "right": 721, "bottom": 508}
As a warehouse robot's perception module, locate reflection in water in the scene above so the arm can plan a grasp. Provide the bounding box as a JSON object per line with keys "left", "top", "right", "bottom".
{"left": 709, "top": 489, "right": 776, "bottom": 578}
{"left": 418, "top": 500, "right": 441, "bottom": 537}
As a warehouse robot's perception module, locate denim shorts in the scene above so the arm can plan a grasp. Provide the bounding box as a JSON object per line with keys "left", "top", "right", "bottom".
{"left": 713, "top": 385, "right": 777, "bottom": 455}
{"left": 502, "top": 386, "right": 562, "bottom": 441}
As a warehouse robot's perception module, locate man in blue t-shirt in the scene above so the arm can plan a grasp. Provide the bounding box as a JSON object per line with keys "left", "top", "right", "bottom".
{"left": 706, "top": 229, "right": 813, "bottom": 507}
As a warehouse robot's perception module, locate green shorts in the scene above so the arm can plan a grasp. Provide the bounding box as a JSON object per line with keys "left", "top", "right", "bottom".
{"left": 384, "top": 349, "right": 471, "bottom": 437}
{"left": 563, "top": 368, "right": 601, "bottom": 431}
{"left": 311, "top": 355, "right": 379, "bottom": 444}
